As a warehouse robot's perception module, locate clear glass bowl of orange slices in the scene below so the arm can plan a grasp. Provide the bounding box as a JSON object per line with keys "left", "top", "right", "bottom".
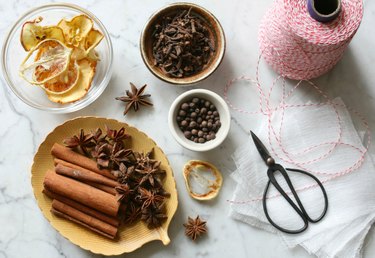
{"left": 1, "top": 3, "right": 113, "bottom": 113}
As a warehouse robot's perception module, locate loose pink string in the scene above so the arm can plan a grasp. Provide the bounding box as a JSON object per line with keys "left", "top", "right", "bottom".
{"left": 225, "top": 55, "right": 371, "bottom": 204}
{"left": 226, "top": 0, "right": 366, "bottom": 204}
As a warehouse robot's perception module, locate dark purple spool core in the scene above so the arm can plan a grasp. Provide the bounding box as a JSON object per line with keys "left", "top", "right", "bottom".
{"left": 307, "top": 0, "right": 341, "bottom": 23}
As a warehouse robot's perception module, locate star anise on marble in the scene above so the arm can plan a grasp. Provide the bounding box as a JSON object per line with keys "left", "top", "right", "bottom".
{"left": 141, "top": 203, "right": 168, "bottom": 228}
{"left": 183, "top": 216, "right": 207, "bottom": 241}
{"left": 138, "top": 187, "right": 165, "bottom": 209}
{"left": 63, "top": 129, "right": 95, "bottom": 156}
{"left": 115, "top": 83, "right": 153, "bottom": 115}
{"left": 115, "top": 184, "right": 134, "bottom": 202}
{"left": 136, "top": 161, "right": 166, "bottom": 187}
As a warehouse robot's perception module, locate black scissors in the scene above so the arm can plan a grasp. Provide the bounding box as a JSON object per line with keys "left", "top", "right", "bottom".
{"left": 250, "top": 131, "right": 328, "bottom": 234}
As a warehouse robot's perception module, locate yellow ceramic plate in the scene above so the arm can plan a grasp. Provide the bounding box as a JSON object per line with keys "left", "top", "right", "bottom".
{"left": 31, "top": 116, "right": 178, "bottom": 255}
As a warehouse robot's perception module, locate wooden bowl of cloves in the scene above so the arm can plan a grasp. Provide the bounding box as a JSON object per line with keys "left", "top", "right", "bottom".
{"left": 140, "top": 2, "right": 226, "bottom": 85}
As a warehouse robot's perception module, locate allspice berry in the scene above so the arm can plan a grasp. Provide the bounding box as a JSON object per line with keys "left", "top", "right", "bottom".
{"left": 177, "top": 97, "right": 221, "bottom": 144}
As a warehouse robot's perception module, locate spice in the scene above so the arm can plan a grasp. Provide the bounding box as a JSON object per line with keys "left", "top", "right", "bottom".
{"left": 115, "top": 83, "right": 153, "bottom": 115}
{"left": 44, "top": 170, "right": 120, "bottom": 217}
{"left": 61, "top": 126, "right": 170, "bottom": 229}
{"left": 152, "top": 8, "right": 215, "bottom": 78}
{"left": 138, "top": 187, "right": 165, "bottom": 209}
{"left": 183, "top": 215, "right": 207, "bottom": 241}
{"left": 123, "top": 201, "right": 141, "bottom": 225}
{"left": 115, "top": 184, "right": 133, "bottom": 202}
{"left": 176, "top": 97, "right": 221, "bottom": 143}
{"left": 51, "top": 143, "right": 116, "bottom": 179}
{"left": 141, "top": 203, "right": 168, "bottom": 228}
{"left": 63, "top": 129, "right": 95, "bottom": 156}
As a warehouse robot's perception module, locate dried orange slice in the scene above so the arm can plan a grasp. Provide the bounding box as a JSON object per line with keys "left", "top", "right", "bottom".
{"left": 46, "top": 58, "right": 96, "bottom": 104}
{"left": 19, "top": 39, "right": 72, "bottom": 85}
{"left": 58, "top": 15, "right": 93, "bottom": 47}
{"left": 183, "top": 160, "right": 223, "bottom": 201}
{"left": 20, "top": 17, "right": 65, "bottom": 51}
{"left": 42, "top": 60, "right": 80, "bottom": 94}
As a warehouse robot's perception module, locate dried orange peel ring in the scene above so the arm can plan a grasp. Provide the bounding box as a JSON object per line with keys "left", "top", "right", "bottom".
{"left": 46, "top": 58, "right": 96, "bottom": 104}
{"left": 19, "top": 39, "right": 72, "bottom": 85}
{"left": 183, "top": 160, "right": 223, "bottom": 201}
{"left": 42, "top": 60, "right": 80, "bottom": 95}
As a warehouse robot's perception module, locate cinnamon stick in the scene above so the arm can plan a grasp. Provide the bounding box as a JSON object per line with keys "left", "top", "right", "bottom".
{"left": 51, "top": 200, "right": 118, "bottom": 239}
{"left": 53, "top": 160, "right": 117, "bottom": 195}
{"left": 55, "top": 164, "right": 120, "bottom": 188}
{"left": 51, "top": 143, "right": 116, "bottom": 180}
{"left": 44, "top": 170, "right": 120, "bottom": 217}
{"left": 85, "top": 181, "right": 117, "bottom": 195}
{"left": 43, "top": 188, "right": 120, "bottom": 227}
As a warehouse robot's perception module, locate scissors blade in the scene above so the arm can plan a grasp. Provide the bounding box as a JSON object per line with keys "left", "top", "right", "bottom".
{"left": 250, "top": 131, "right": 272, "bottom": 165}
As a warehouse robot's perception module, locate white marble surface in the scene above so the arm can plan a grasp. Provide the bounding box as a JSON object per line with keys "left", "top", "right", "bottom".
{"left": 1, "top": 0, "right": 375, "bottom": 257}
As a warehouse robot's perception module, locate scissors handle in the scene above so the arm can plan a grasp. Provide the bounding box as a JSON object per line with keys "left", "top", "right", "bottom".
{"left": 286, "top": 168, "right": 328, "bottom": 223}
{"left": 263, "top": 164, "right": 328, "bottom": 234}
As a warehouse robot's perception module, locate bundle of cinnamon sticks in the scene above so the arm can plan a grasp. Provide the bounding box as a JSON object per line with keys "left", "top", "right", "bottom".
{"left": 43, "top": 143, "right": 122, "bottom": 239}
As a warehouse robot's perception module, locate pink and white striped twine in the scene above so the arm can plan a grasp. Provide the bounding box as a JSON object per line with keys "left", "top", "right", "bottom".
{"left": 225, "top": 0, "right": 369, "bottom": 203}
{"left": 259, "top": 0, "right": 363, "bottom": 80}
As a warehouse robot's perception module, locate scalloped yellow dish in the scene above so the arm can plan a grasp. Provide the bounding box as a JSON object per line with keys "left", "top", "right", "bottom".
{"left": 31, "top": 116, "right": 178, "bottom": 255}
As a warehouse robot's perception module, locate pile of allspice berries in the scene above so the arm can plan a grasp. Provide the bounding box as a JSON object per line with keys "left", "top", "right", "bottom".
{"left": 176, "top": 97, "right": 221, "bottom": 143}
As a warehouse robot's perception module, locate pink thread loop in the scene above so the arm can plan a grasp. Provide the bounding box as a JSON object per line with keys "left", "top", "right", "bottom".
{"left": 224, "top": 69, "right": 370, "bottom": 205}
{"left": 226, "top": 0, "right": 366, "bottom": 205}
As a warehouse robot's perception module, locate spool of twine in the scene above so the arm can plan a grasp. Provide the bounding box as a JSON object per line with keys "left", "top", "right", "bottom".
{"left": 258, "top": 0, "right": 363, "bottom": 80}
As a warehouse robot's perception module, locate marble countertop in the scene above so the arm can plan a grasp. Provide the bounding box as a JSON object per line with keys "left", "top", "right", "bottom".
{"left": 1, "top": 0, "right": 375, "bottom": 257}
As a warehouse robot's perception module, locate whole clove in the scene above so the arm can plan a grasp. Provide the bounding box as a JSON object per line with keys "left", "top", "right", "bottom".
{"left": 152, "top": 8, "right": 215, "bottom": 78}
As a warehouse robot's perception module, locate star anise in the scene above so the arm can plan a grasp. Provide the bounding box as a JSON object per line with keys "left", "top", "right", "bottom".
{"left": 183, "top": 216, "right": 207, "bottom": 241}
{"left": 138, "top": 187, "right": 165, "bottom": 209}
{"left": 141, "top": 203, "right": 168, "bottom": 228}
{"left": 94, "top": 142, "right": 133, "bottom": 169}
{"left": 112, "top": 163, "right": 135, "bottom": 182}
{"left": 110, "top": 142, "right": 133, "bottom": 167}
{"left": 124, "top": 201, "right": 141, "bottom": 225}
{"left": 115, "top": 83, "right": 153, "bottom": 115}
{"left": 106, "top": 125, "right": 130, "bottom": 144}
{"left": 115, "top": 183, "right": 134, "bottom": 202}
{"left": 136, "top": 161, "right": 166, "bottom": 187}
{"left": 91, "top": 128, "right": 107, "bottom": 145}
{"left": 94, "top": 143, "right": 112, "bottom": 168}
{"left": 154, "top": 187, "right": 171, "bottom": 198}
{"left": 63, "top": 129, "right": 95, "bottom": 156}
{"left": 134, "top": 149, "right": 157, "bottom": 169}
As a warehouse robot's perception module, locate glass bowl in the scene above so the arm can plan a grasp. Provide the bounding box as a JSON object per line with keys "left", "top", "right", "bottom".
{"left": 1, "top": 3, "right": 113, "bottom": 113}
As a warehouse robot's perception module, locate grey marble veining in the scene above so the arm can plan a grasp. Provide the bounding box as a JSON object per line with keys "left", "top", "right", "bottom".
{"left": 1, "top": 0, "right": 375, "bottom": 257}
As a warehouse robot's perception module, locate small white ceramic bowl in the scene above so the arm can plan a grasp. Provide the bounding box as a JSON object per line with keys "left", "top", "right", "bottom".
{"left": 168, "top": 89, "right": 230, "bottom": 152}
